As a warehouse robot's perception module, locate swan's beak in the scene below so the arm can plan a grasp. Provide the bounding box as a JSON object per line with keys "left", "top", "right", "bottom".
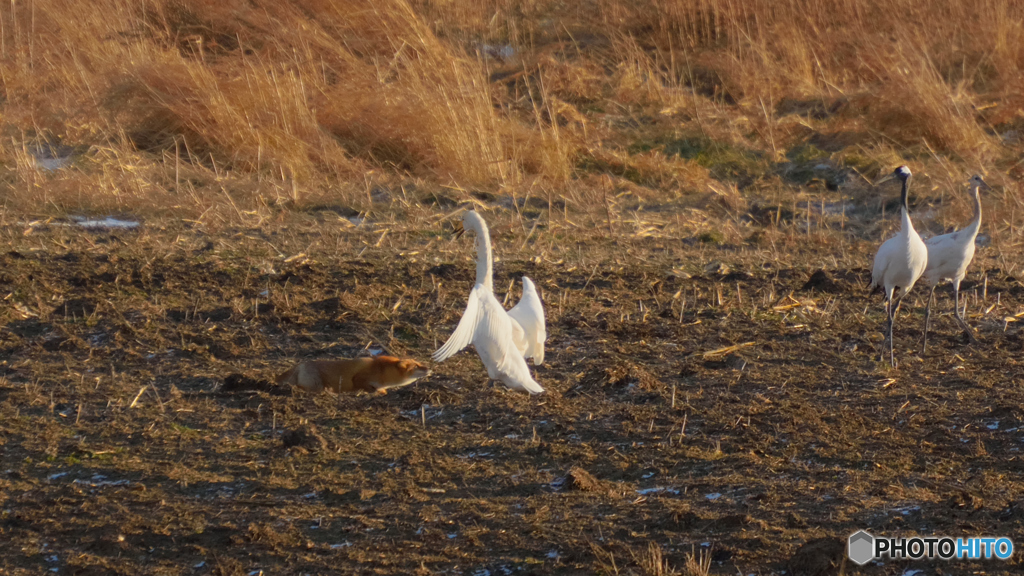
{"left": 453, "top": 222, "right": 465, "bottom": 239}
{"left": 874, "top": 172, "right": 897, "bottom": 186}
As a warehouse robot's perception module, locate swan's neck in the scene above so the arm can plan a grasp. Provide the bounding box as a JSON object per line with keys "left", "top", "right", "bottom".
{"left": 475, "top": 225, "right": 494, "bottom": 290}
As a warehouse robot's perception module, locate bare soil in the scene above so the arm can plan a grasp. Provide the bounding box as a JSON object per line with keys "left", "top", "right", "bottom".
{"left": 1, "top": 212, "right": 1023, "bottom": 575}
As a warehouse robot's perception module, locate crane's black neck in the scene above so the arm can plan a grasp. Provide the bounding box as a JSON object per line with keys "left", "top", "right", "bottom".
{"left": 899, "top": 175, "right": 911, "bottom": 213}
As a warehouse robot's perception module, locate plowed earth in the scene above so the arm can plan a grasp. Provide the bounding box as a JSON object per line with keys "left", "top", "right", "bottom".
{"left": 1, "top": 213, "right": 1023, "bottom": 575}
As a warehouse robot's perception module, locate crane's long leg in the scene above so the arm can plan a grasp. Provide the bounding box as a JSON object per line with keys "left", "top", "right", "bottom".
{"left": 922, "top": 286, "right": 935, "bottom": 355}
{"left": 884, "top": 295, "right": 892, "bottom": 366}
{"left": 888, "top": 292, "right": 905, "bottom": 368}
{"left": 951, "top": 279, "right": 979, "bottom": 344}
{"left": 880, "top": 295, "right": 891, "bottom": 363}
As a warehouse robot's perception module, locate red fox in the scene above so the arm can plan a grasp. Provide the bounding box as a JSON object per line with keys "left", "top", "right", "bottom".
{"left": 275, "top": 356, "right": 430, "bottom": 395}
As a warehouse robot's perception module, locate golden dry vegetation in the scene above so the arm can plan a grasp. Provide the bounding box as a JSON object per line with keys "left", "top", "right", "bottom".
{"left": 3, "top": 0, "right": 1024, "bottom": 231}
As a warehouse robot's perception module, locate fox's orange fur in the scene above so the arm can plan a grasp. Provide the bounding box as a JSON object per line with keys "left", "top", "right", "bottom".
{"left": 275, "top": 356, "right": 430, "bottom": 395}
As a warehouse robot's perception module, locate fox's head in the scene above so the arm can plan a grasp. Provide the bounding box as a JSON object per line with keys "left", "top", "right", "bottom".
{"left": 375, "top": 356, "right": 431, "bottom": 386}
{"left": 396, "top": 358, "right": 431, "bottom": 381}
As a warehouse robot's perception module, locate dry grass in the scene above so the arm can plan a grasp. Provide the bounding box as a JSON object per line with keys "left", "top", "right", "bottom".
{"left": 2, "top": 0, "right": 1024, "bottom": 225}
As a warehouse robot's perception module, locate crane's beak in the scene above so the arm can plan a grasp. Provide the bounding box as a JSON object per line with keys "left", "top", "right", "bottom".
{"left": 874, "top": 172, "right": 898, "bottom": 186}
{"left": 453, "top": 222, "right": 465, "bottom": 239}
{"left": 977, "top": 178, "right": 993, "bottom": 192}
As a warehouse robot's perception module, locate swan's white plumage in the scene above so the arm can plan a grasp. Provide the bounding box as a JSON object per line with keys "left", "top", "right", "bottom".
{"left": 432, "top": 284, "right": 544, "bottom": 394}
{"left": 433, "top": 210, "right": 545, "bottom": 394}
{"left": 432, "top": 285, "right": 482, "bottom": 365}
{"left": 507, "top": 276, "right": 546, "bottom": 365}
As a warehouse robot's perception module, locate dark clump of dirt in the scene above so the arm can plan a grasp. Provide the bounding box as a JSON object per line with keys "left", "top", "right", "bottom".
{"left": 562, "top": 466, "right": 604, "bottom": 492}
{"left": 282, "top": 425, "right": 329, "bottom": 452}
{"left": 58, "top": 298, "right": 98, "bottom": 317}
{"left": 800, "top": 269, "right": 841, "bottom": 293}
{"left": 788, "top": 537, "right": 845, "bottom": 576}
{"left": 221, "top": 373, "right": 287, "bottom": 395}
{"left": 427, "top": 263, "right": 467, "bottom": 280}
{"left": 301, "top": 204, "right": 360, "bottom": 218}
{"left": 577, "top": 363, "right": 662, "bottom": 394}
{"left": 704, "top": 352, "right": 749, "bottom": 371}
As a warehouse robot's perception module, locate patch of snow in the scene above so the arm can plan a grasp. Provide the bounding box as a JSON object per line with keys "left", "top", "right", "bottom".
{"left": 636, "top": 487, "right": 679, "bottom": 495}
{"left": 477, "top": 44, "right": 515, "bottom": 60}
{"left": 71, "top": 216, "right": 140, "bottom": 230}
{"left": 73, "top": 474, "right": 130, "bottom": 488}
{"left": 47, "top": 472, "right": 68, "bottom": 481}
{"left": 896, "top": 505, "right": 921, "bottom": 516}
{"left": 32, "top": 146, "right": 74, "bottom": 171}
{"left": 705, "top": 492, "right": 722, "bottom": 501}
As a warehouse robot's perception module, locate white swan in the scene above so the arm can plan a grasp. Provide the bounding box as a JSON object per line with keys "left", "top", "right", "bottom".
{"left": 871, "top": 165, "right": 928, "bottom": 368}
{"left": 921, "top": 175, "right": 990, "bottom": 351}
{"left": 508, "top": 276, "right": 546, "bottom": 365}
{"left": 433, "top": 210, "right": 545, "bottom": 394}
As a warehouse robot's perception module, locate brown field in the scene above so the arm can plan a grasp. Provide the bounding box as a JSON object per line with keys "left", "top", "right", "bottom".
{"left": 3, "top": 1, "right": 1024, "bottom": 574}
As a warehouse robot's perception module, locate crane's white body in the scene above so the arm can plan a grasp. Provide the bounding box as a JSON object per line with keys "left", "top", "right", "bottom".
{"left": 870, "top": 166, "right": 928, "bottom": 367}
{"left": 870, "top": 208, "right": 928, "bottom": 301}
{"left": 922, "top": 178, "right": 984, "bottom": 289}
{"left": 920, "top": 176, "right": 988, "bottom": 350}
{"left": 433, "top": 211, "right": 546, "bottom": 394}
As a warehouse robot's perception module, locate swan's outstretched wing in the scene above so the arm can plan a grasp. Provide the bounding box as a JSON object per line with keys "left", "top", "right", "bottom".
{"left": 432, "top": 286, "right": 482, "bottom": 363}
{"left": 507, "top": 276, "right": 546, "bottom": 365}
{"left": 475, "top": 288, "right": 545, "bottom": 394}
